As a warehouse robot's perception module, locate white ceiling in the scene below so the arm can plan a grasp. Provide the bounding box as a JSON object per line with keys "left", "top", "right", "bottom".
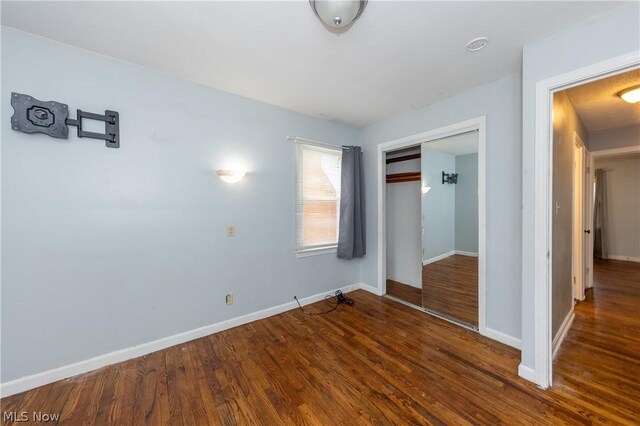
{"left": 1, "top": 1, "right": 625, "bottom": 127}
{"left": 565, "top": 68, "right": 640, "bottom": 132}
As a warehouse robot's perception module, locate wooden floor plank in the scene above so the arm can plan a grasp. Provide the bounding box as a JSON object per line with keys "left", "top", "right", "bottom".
{"left": 422, "top": 254, "right": 478, "bottom": 326}
{"left": 386, "top": 279, "right": 422, "bottom": 306}
{"left": 1, "top": 258, "right": 638, "bottom": 425}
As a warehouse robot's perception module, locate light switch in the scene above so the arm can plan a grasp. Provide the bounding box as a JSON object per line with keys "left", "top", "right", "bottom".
{"left": 227, "top": 225, "right": 236, "bottom": 237}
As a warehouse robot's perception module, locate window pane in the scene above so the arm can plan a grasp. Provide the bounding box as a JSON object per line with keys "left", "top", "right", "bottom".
{"left": 303, "top": 199, "right": 338, "bottom": 246}
{"left": 296, "top": 143, "right": 342, "bottom": 250}
{"left": 302, "top": 148, "right": 341, "bottom": 199}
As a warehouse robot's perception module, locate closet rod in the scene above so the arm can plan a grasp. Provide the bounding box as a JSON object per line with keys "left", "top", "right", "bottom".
{"left": 386, "top": 153, "right": 421, "bottom": 165}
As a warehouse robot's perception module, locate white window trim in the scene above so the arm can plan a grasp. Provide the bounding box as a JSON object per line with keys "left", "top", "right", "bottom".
{"left": 294, "top": 138, "right": 342, "bottom": 257}
{"left": 295, "top": 245, "right": 338, "bottom": 258}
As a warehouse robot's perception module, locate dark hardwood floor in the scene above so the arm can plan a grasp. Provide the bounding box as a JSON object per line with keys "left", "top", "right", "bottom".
{"left": 385, "top": 279, "right": 422, "bottom": 306}
{"left": 422, "top": 254, "right": 478, "bottom": 326}
{"left": 1, "top": 258, "right": 639, "bottom": 424}
{"left": 551, "top": 258, "right": 640, "bottom": 423}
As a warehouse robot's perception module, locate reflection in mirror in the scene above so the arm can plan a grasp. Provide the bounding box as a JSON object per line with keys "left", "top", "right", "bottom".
{"left": 384, "top": 146, "right": 423, "bottom": 306}
{"left": 421, "top": 131, "right": 479, "bottom": 328}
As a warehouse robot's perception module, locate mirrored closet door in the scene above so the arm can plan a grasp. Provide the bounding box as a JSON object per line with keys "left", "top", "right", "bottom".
{"left": 421, "top": 132, "right": 479, "bottom": 328}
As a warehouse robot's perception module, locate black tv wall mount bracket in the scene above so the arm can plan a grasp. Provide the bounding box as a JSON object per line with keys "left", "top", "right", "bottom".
{"left": 10, "top": 92, "right": 120, "bottom": 148}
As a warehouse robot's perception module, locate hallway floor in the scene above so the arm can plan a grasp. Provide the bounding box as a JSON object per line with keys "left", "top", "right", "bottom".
{"left": 552, "top": 258, "right": 640, "bottom": 422}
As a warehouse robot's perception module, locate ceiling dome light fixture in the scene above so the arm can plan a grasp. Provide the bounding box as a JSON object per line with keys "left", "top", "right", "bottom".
{"left": 310, "top": 0, "right": 367, "bottom": 33}
{"left": 617, "top": 84, "right": 640, "bottom": 104}
{"left": 466, "top": 37, "right": 489, "bottom": 52}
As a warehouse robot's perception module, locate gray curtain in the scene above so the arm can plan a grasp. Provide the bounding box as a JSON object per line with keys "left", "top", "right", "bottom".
{"left": 337, "top": 146, "right": 366, "bottom": 259}
{"left": 593, "top": 169, "right": 609, "bottom": 259}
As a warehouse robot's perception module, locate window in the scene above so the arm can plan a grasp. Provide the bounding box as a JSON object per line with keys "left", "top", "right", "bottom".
{"left": 295, "top": 141, "right": 342, "bottom": 255}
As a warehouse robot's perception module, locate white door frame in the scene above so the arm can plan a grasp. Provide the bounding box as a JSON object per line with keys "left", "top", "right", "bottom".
{"left": 532, "top": 51, "right": 639, "bottom": 389}
{"left": 584, "top": 148, "right": 594, "bottom": 293}
{"left": 377, "top": 116, "right": 487, "bottom": 334}
{"left": 572, "top": 133, "right": 586, "bottom": 303}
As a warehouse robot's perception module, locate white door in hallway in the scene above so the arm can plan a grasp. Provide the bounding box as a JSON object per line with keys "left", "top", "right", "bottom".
{"left": 573, "top": 133, "right": 586, "bottom": 302}
{"left": 584, "top": 149, "right": 594, "bottom": 292}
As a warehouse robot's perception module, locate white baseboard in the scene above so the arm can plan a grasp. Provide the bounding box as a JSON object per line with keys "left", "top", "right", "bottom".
{"left": 0, "top": 283, "right": 361, "bottom": 398}
{"left": 482, "top": 327, "right": 521, "bottom": 349}
{"left": 518, "top": 363, "right": 536, "bottom": 382}
{"left": 423, "top": 251, "right": 455, "bottom": 266}
{"left": 607, "top": 255, "right": 640, "bottom": 263}
{"left": 358, "top": 282, "right": 383, "bottom": 296}
{"left": 552, "top": 310, "right": 575, "bottom": 359}
{"left": 422, "top": 250, "right": 478, "bottom": 265}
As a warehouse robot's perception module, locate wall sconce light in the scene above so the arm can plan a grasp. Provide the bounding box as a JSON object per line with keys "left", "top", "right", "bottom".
{"left": 442, "top": 172, "right": 458, "bottom": 184}
{"left": 422, "top": 186, "right": 431, "bottom": 194}
{"left": 216, "top": 170, "right": 246, "bottom": 184}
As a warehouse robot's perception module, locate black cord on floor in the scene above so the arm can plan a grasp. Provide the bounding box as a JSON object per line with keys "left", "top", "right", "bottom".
{"left": 294, "top": 294, "right": 339, "bottom": 315}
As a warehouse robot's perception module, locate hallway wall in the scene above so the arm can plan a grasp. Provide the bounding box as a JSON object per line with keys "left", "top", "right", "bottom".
{"left": 551, "top": 90, "right": 589, "bottom": 338}
{"left": 590, "top": 125, "right": 640, "bottom": 152}
{"left": 594, "top": 155, "right": 640, "bottom": 262}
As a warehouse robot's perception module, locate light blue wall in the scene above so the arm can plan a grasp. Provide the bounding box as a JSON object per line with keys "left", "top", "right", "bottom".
{"left": 421, "top": 147, "right": 455, "bottom": 261}
{"left": 362, "top": 74, "right": 523, "bottom": 340}
{"left": 455, "top": 153, "right": 478, "bottom": 254}
{"left": 0, "top": 28, "right": 361, "bottom": 382}
{"left": 520, "top": 3, "right": 640, "bottom": 370}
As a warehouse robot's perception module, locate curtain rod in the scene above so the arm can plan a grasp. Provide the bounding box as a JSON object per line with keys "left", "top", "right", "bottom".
{"left": 286, "top": 136, "right": 362, "bottom": 152}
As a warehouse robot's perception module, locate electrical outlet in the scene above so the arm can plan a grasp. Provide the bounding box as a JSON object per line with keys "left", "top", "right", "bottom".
{"left": 226, "top": 294, "right": 233, "bottom": 305}
{"left": 226, "top": 225, "right": 236, "bottom": 237}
